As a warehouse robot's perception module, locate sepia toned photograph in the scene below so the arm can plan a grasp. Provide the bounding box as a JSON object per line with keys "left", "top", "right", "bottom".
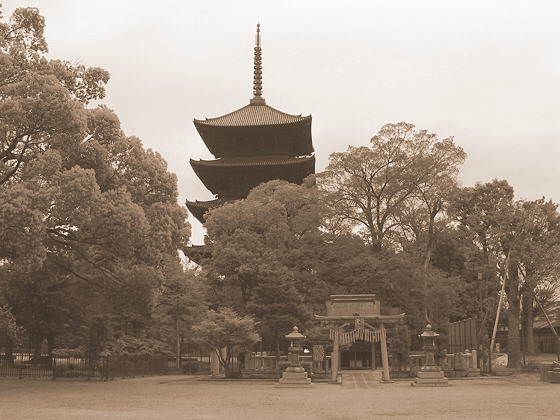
{"left": 1, "top": 1, "right": 560, "bottom": 418}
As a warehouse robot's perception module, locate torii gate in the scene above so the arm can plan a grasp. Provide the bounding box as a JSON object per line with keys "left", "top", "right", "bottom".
{"left": 315, "top": 294, "right": 404, "bottom": 383}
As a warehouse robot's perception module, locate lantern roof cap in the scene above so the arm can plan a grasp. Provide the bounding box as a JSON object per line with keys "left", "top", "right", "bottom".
{"left": 420, "top": 324, "right": 440, "bottom": 338}
{"left": 285, "top": 326, "right": 305, "bottom": 340}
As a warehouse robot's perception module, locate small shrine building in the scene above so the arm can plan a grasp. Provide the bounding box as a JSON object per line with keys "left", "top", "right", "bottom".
{"left": 315, "top": 294, "right": 404, "bottom": 382}
{"left": 186, "top": 24, "right": 315, "bottom": 224}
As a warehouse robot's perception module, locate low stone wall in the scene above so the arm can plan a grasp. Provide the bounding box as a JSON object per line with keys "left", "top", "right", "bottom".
{"left": 392, "top": 351, "right": 481, "bottom": 378}
{"left": 242, "top": 351, "right": 481, "bottom": 380}
{"left": 242, "top": 353, "right": 331, "bottom": 379}
{"left": 443, "top": 350, "right": 481, "bottom": 377}
{"left": 541, "top": 361, "right": 560, "bottom": 383}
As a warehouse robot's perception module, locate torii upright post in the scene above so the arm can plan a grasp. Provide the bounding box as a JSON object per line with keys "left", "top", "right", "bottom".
{"left": 331, "top": 323, "right": 340, "bottom": 382}
{"left": 379, "top": 323, "right": 392, "bottom": 382}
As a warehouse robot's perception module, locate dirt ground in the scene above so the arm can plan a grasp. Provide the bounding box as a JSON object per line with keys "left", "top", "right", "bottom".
{"left": 1, "top": 372, "right": 559, "bottom": 419}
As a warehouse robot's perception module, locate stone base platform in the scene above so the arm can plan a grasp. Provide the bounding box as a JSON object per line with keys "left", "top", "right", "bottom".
{"left": 276, "top": 370, "right": 313, "bottom": 388}
{"left": 411, "top": 366, "right": 449, "bottom": 387}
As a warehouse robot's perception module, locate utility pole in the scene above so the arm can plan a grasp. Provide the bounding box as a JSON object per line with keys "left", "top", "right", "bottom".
{"left": 490, "top": 251, "right": 510, "bottom": 373}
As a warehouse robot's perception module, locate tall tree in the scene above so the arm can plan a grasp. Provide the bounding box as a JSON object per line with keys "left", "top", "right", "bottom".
{"left": 204, "top": 180, "right": 323, "bottom": 306}
{"left": 514, "top": 199, "right": 560, "bottom": 355}
{"left": 449, "top": 180, "right": 560, "bottom": 367}
{"left": 0, "top": 6, "right": 109, "bottom": 185}
{"left": 448, "top": 180, "right": 518, "bottom": 365}
{"left": 152, "top": 260, "right": 207, "bottom": 367}
{"left": 318, "top": 122, "right": 465, "bottom": 252}
{"left": 318, "top": 122, "right": 465, "bottom": 324}
{"left": 0, "top": 304, "right": 25, "bottom": 364}
{"left": 192, "top": 308, "right": 260, "bottom": 378}
{"left": 203, "top": 180, "right": 329, "bottom": 353}
{"left": 0, "top": 7, "right": 191, "bottom": 355}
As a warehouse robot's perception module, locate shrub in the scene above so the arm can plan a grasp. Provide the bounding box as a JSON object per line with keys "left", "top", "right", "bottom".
{"left": 182, "top": 359, "right": 199, "bottom": 374}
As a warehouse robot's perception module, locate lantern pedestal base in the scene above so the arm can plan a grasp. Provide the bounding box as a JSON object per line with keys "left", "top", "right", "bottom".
{"left": 411, "top": 366, "right": 449, "bottom": 387}
{"left": 276, "top": 369, "right": 313, "bottom": 388}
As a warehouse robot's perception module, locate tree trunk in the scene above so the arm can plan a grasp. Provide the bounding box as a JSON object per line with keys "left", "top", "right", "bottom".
{"left": 33, "top": 335, "right": 43, "bottom": 358}
{"left": 224, "top": 347, "right": 233, "bottom": 378}
{"left": 521, "top": 290, "right": 535, "bottom": 355}
{"left": 422, "top": 241, "right": 431, "bottom": 323}
{"left": 47, "top": 334, "right": 54, "bottom": 354}
{"left": 422, "top": 202, "right": 439, "bottom": 269}
{"left": 505, "top": 304, "right": 521, "bottom": 367}
{"left": 215, "top": 347, "right": 229, "bottom": 377}
{"left": 422, "top": 203, "right": 440, "bottom": 323}
{"left": 505, "top": 258, "right": 522, "bottom": 368}
{"left": 47, "top": 334, "right": 55, "bottom": 366}
{"left": 176, "top": 317, "right": 181, "bottom": 369}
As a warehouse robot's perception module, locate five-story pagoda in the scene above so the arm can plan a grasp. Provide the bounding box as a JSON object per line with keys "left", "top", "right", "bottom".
{"left": 186, "top": 24, "right": 315, "bottom": 224}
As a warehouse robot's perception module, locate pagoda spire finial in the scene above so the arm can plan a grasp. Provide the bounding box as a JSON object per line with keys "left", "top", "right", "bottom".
{"left": 251, "top": 23, "right": 265, "bottom": 105}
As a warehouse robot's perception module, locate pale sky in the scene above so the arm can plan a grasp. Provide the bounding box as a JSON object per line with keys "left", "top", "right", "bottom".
{"left": 4, "top": 1, "right": 560, "bottom": 244}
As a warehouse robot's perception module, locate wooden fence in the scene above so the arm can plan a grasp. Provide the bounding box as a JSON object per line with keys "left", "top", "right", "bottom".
{"left": 448, "top": 317, "right": 479, "bottom": 354}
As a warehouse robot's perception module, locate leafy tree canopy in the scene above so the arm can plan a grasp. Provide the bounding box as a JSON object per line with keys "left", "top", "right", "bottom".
{"left": 318, "top": 122, "right": 465, "bottom": 252}
{"left": 0, "top": 6, "right": 191, "bottom": 356}
{"left": 192, "top": 307, "right": 259, "bottom": 377}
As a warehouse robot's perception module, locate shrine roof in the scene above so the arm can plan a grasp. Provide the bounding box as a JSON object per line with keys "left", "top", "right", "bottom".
{"left": 194, "top": 102, "right": 311, "bottom": 127}
{"left": 190, "top": 155, "right": 315, "bottom": 168}
{"left": 533, "top": 306, "right": 560, "bottom": 329}
{"left": 316, "top": 295, "right": 404, "bottom": 324}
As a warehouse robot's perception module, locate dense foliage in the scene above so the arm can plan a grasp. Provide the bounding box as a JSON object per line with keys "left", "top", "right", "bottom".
{"left": 0, "top": 6, "right": 193, "bottom": 361}
{"left": 192, "top": 308, "right": 260, "bottom": 377}
{"left": 2, "top": 7, "right": 559, "bottom": 372}
{"left": 203, "top": 123, "right": 560, "bottom": 367}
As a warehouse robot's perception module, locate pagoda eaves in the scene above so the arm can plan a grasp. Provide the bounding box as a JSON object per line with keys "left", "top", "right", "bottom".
{"left": 194, "top": 103, "right": 313, "bottom": 158}
{"left": 185, "top": 198, "right": 225, "bottom": 224}
{"left": 190, "top": 155, "right": 315, "bottom": 197}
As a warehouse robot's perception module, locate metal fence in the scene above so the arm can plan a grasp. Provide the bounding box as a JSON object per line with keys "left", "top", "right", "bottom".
{"left": 0, "top": 353, "right": 211, "bottom": 380}
{"left": 1, "top": 353, "right": 55, "bottom": 379}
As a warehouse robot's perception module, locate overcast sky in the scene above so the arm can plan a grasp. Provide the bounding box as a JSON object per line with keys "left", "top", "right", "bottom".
{"left": 4, "top": 1, "right": 560, "bottom": 244}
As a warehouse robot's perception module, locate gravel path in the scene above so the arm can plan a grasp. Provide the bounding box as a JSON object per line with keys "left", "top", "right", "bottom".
{"left": 1, "top": 373, "right": 559, "bottom": 419}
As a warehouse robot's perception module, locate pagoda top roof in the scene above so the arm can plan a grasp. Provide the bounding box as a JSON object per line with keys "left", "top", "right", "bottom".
{"left": 194, "top": 25, "right": 311, "bottom": 128}
{"left": 194, "top": 102, "right": 311, "bottom": 128}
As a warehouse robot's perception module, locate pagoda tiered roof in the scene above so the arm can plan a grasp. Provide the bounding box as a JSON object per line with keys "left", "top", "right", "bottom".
{"left": 185, "top": 198, "right": 226, "bottom": 224}
{"left": 190, "top": 155, "right": 315, "bottom": 197}
{"left": 190, "top": 155, "right": 314, "bottom": 167}
{"left": 194, "top": 102, "right": 313, "bottom": 158}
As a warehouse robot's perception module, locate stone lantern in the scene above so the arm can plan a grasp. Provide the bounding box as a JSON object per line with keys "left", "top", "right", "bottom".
{"left": 420, "top": 324, "right": 439, "bottom": 366}
{"left": 411, "top": 324, "right": 449, "bottom": 387}
{"left": 276, "top": 326, "right": 313, "bottom": 387}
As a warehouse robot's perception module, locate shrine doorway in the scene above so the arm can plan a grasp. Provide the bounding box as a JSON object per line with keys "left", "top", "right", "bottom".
{"left": 341, "top": 340, "right": 372, "bottom": 370}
